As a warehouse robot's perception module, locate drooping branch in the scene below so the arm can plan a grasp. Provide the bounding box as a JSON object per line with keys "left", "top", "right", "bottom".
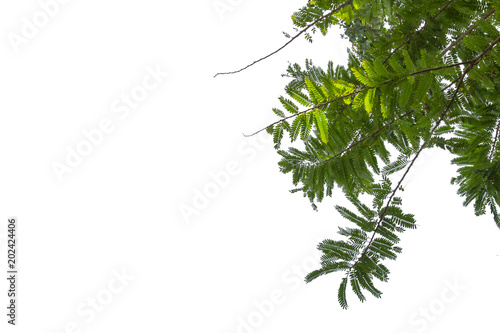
{"left": 348, "top": 67, "right": 468, "bottom": 273}
{"left": 214, "top": 0, "right": 354, "bottom": 78}
{"left": 346, "top": 35, "right": 500, "bottom": 272}
{"left": 439, "top": 8, "right": 496, "bottom": 57}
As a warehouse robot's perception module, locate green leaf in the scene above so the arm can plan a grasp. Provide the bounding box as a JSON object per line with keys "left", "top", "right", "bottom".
{"left": 305, "top": 261, "right": 350, "bottom": 282}
{"left": 290, "top": 114, "right": 303, "bottom": 141}
{"left": 305, "top": 76, "right": 326, "bottom": 103}
{"left": 273, "top": 107, "right": 286, "bottom": 118}
{"left": 380, "top": 85, "right": 390, "bottom": 118}
{"left": 463, "top": 34, "right": 490, "bottom": 53}
{"left": 338, "top": 277, "right": 349, "bottom": 309}
{"left": 273, "top": 123, "right": 284, "bottom": 149}
{"left": 314, "top": 110, "right": 329, "bottom": 143}
{"left": 353, "top": 90, "right": 366, "bottom": 110}
{"left": 414, "top": 73, "right": 433, "bottom": 102}
{"left": 286, "top": 89, "right": 313, "bottom": 107}
{"left": 388, "top": 57, "right": 405, "bottom": 75}
{"left": 364, "top": 88, "right": 376, "bottom": 113}
{"left": 357, "top": 271, "right": 383, "bottom": 298}
{"left": 491, "top": 202, "right": 500, "bottom": 229}
{"left": 350, "top": 271, "right": 366, "bottom": 302}
{"left": 279, "top": 97, "right": 299, "bottom": 114}
{"left": 352, "top": 68, "right": 376, "bottom": 87}
{"left": 403, "top": 51, "right": 416, "bottom": 83}
{"left": 399, "top": 80, "right": 412, "bottom": 107}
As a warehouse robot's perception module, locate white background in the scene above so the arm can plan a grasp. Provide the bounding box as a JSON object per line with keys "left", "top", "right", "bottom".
{"left": 0, "top": 0, "right": 499, "bottom": 332}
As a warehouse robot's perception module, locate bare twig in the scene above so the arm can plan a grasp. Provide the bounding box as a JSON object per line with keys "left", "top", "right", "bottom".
{"left": 214, "top": 0, "right": 354, "bottom": 78}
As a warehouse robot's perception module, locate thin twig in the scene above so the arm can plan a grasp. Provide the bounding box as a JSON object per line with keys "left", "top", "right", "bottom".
{"left": 405, "top": 60, "right": 473, "bottom": 77}
{"left": 441, "top": 75, "right": 462, "bottom": 92}
{"left": 214, "top": 0, "right": 354, "bottom": 78}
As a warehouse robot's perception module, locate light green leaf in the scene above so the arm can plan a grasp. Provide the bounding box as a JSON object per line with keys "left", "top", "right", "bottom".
{"left": 314, "top": 110, "right": 329, "bottom": 143}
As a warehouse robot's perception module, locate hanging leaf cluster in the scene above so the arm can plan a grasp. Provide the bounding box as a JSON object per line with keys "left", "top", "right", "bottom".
{"left": 271, "top": 0, "right": 500, "bottom": 308}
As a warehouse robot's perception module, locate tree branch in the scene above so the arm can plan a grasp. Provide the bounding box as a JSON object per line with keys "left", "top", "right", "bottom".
{"left": 346, "top": 34, "right": 500, "bottom": 272}
{"left": 214, "top": 0, "right": 354, "bottom": 78}
{"left": 348, "top": 70, "right": 467, "bottom": 273}
{"left": 400, "top": 60, "right": 473, "bottom": 80}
